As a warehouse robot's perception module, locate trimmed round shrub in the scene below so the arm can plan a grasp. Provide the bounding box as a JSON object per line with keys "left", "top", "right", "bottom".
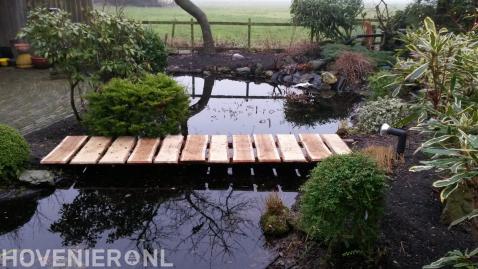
{"left": 0, "top": 124, "right": 30, "bottom": 184}
{"left": 299, "top": 153, "right": 386, "bottom": 253}
{"left": 355, "top": 97, "right": 409, "bottom": 134}
{"left": 84, "top": 74, "right": 190, "bottom": 137}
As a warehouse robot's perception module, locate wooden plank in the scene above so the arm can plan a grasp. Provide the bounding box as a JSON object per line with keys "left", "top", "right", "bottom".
{"left": 232, "top": 135, "right": 255, "bottom": 163}
{"left": 180, "top": 135, "right": 209, "bottom": 162}
{"left": 99, "top": 137, "right": 136, "bottom": 164}
{"left": 127, "top": 138, "right": 161, "bottom": 164}
{"left": 70, "top": 137, "right": 113, "bottom": 164}
{"left": 41, "top": 136, "right": 89, "bottom": 164}
{"left": 154, "top": 135, "right": 184, "bottom": 164}
{"left": 276, "top": 134, "right": 307, "bottom": 162}
{"left": 321, "top": 134, "right": 352, "bottom": 155}
{"left": 253, "top": 134, "right": 281, "bottom": 163}
{"left": 208, "top": 135, "right": 229, "bottom": 163}
{"left": 298, "top": 134, "right": 332, "bottom": 161}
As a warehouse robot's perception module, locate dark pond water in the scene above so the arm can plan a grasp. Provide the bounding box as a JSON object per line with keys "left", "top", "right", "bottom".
{"left": 178, "top": 76, "right": 360, "bottom": 134}
{"left": 0, "top": 184, "right": 298, "bottom": 268}
{"left": 0, "top": 77, "right": 359, "bottom": 268}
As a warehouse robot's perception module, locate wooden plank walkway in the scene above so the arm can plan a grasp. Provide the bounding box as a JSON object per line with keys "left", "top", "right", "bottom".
{"left": 41, "top": 134, "right": 351, "bottom": 165}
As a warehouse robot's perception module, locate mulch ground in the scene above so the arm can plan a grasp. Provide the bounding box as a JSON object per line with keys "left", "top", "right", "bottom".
{"left": 167, "top": 51, "right": 281, "bottom": 72}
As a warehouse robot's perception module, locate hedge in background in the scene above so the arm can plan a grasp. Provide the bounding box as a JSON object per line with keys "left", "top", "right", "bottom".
{"left": 84, "top": 74, "right": 190, "bottom": 137}
{"left": 299, "top": 153, "right": 386, "bottom": 256}
{"left": 0, "top": 124, "right": 30, "bottom": 184}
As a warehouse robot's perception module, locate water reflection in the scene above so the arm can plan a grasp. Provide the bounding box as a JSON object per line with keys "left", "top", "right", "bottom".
{"left": 177, "top": 76, "right": 360, "bottom": 135}
{"left": 0, "top": 185, "right": 297, "bottom": 268}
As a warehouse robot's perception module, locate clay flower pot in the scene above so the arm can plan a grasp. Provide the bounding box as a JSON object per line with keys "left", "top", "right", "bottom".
{"left": 31, "top": 56, "right": 50, "bottom": 69}
{"left": 14, "top": 43, "right": 31, "bottom": 53}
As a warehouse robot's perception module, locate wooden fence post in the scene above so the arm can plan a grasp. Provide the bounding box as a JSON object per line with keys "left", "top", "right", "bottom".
{"left": 247, "top": 18, "right": 252, "bottom": 50}
{"left": 171, "top": 19, "right": 176, "bottom": 47}
{"left": 190, "top": 18, "right": 194, "bottom": 51}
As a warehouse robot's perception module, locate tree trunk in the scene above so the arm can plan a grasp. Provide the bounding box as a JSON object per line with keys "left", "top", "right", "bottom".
{"left": 69, "top": 80, "right": 82, "bottom": 122}
{"left": 174, "top": 0, "right": 215, "bottom": 54}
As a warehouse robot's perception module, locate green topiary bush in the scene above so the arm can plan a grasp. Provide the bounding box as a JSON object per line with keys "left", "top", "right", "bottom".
{"left": 367, "top": 70, "right": 396, "bottom": 100}
{"left": 84, "top": 74, "right": 190, "bottom": 137}
{"left": 0, "top": 124, "right": 30, "bottom": 184}
{"left": 299, "top": 153, "right": 386, "bottom": 255}
{"left": 355, "top": 97, "right": 409, "bottom": 134}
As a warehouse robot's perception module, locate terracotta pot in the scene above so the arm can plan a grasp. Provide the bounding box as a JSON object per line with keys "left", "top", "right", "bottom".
{"left": 14, "top": 43, "right": 31, "bottom": 53}
{"left": 31, "top": 56, "right": 50, "bottom": 69}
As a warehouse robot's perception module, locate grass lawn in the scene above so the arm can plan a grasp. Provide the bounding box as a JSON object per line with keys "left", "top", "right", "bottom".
{"left": 97, "top": 5, "right": 311, "bottom": 49}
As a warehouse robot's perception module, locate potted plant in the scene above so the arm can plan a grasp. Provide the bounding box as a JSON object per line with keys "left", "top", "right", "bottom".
{"left": 13, "top": 42, "right": 32, "bottom": 69}
{"left": 31, "top": 55, "right": 50, "bottom": 69}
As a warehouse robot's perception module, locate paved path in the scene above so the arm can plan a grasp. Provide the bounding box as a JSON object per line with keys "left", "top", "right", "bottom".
{"left": 0, "top": 68, "right": 74, "bottom": 135}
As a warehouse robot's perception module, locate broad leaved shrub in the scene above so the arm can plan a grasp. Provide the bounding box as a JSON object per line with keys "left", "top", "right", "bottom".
{"left": 367, "top": 70, "right": 396, "bottom": 100}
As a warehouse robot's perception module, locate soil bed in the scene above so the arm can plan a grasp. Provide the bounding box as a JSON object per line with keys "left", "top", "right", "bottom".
{"left": 167, "top": 51, "right": 280, "bottom": 75}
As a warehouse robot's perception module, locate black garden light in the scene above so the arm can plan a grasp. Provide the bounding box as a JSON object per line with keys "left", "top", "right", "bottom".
{"left": 379, "top": 123, "right": 407, "bottom": 155}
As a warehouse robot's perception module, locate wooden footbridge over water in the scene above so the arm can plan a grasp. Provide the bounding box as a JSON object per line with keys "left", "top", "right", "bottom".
{"left": 41, "top": 134, "right": 351, "bottom": 165}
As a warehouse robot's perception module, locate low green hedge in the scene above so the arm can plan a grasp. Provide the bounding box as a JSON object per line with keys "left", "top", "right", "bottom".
{"left": 84, "top": 74, "right": 190, "bottom": 137}
{"left": 0, "top": 124, "right": 30, "bottom": 184}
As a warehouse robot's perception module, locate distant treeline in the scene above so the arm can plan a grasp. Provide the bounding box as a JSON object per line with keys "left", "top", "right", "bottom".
{"left": 93, "top": 0, "right": 175, "bottom": 7}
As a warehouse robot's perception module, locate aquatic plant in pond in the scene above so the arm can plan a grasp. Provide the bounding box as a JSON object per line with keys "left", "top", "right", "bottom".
{"left": 260, "top": 192, "right": 291, "bottom": 237}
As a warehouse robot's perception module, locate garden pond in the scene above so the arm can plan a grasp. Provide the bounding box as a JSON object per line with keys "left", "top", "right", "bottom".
{"left": 0, "top": 75, "right": 360, "bottom": 268}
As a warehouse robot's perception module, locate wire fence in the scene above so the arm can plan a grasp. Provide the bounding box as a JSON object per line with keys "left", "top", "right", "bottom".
{"left": 142, "top": 18, "right": 382, "bottom": 51}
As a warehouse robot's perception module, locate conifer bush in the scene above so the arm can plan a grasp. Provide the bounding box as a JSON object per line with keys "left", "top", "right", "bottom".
{"left": 84, "top": 74, "right": 190, "bottom": 137}
{"left": 0, "top": 125, "right": 30, "bottom": 184}
{"left": 299, "top": 153, "right": 386, "bottom": 255}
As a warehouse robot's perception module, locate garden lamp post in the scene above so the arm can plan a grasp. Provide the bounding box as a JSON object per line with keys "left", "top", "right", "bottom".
{"left": 379, "top": 123, "right": 407, "bottom": 155}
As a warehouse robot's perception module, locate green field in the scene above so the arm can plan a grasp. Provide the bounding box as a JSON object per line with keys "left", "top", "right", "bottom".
{"left": 98, "top": 5, "right": 311, "bottom": 49}
{"left": 97, "top": 3, "right": 403, "bottom": 49}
